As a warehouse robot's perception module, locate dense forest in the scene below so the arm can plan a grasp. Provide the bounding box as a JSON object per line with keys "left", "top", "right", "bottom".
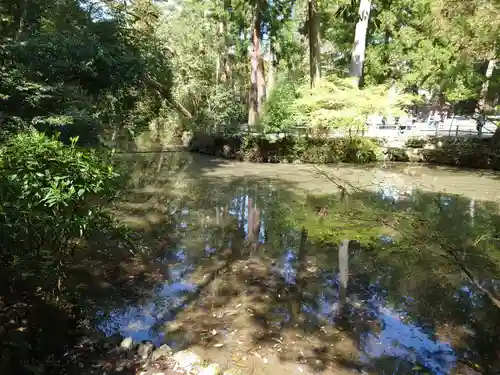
{"left": 1, "top": 0, "right": 499, "bottom": 142}
{"left": 1, "top": 0, "right": 500, "bottom": 374}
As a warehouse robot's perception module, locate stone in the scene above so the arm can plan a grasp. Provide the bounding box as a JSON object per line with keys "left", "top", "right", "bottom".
{"left": 165, "top": 321, "right": 183, "bottom": 333}
{"left": 172, "top": 350, "right": 203, "bottom": 370}
{"left": 151, "top": 344, "right": 173, "bottom": 361}
{"left": 119, "top": 337, "right": 134, "bottom": 350}
{"left": 137, "top": 341, "right": 155, "bottom": 359}
{"left": 198, "top": 363, "right": 221, "bottom": 375}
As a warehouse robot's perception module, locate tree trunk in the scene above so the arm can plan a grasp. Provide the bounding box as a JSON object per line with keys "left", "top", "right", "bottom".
{"left": 308, "top": 0, "right": 321, "bottom": 88}
{"left": 215, "top": 13, "right": 226, "bottom": 135}
{"left": 350, "top": 0, "right": 371, "bottom": 87}
{"left": 477, "top": 58, "right": 497, "bottom": 113}
{"left": 215, "top": 20, "right": 224, "bottom": 85}
{"left": 216, "top": 0, "right": 230, "bottom": 84}
{"left": 15, "top": 0, "right": 28, "bottom": 40}
{"left": 258, "top": 53, "right": 266, "bottom": 106}
{"left": 248, "top": 1, "right": 264, "bottom": 129}
{"left": 266, "top": 49, "right": 276, "bottom": 97}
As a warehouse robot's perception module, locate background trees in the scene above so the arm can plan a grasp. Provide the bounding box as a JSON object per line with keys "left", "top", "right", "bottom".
{"left": 149, "top": 0, "right": 500, "bottom": 137}
{"left": 2, "top": 0, "right": 499, "bottom": 143}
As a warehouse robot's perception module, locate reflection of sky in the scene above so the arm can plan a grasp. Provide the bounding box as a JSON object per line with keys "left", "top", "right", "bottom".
{"left": 272, "top": 259, "right": 458, "bottom": 374}
{"left": 98, "top": 247, "right": 196, "bottom": 345}
{"left": 361, "top": 306, "right": 456, "bottom": 374}
{"left": 280, "top": 249, "right": 297, "bottom": 284}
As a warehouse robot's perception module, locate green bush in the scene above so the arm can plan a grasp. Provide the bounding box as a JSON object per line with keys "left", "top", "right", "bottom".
{"left": 188, "top": 132, "right": 382, "bottom": 164}
{"left": 259, "top": 76, "right": 300, "bottom": 133}
{"left": 0, "top": 132, "right": 121, "bottom": 294}
{"left": 405, "top": 138, "right": 427, "bottom": 148}
{"left": 421, "top": 137, "right": 497, "bottom": 168}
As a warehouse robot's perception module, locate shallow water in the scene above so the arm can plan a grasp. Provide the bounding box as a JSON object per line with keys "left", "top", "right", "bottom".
{"left": 99, "top": 153, "right": 500, "bottom": 375}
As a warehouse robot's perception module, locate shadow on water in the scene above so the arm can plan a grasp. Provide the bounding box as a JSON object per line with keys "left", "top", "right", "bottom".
{"left": 98, "top": 152, "right": 500, "bottom": 375}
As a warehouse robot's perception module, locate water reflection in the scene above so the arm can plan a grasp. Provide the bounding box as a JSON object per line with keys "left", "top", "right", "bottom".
{"left": 104, "top": 154, "right": 500, "bottom": 374}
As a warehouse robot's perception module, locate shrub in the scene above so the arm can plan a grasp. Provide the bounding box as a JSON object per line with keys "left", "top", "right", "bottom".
{"left": 259, "top": 76, "right": 300, "bottom": 133}
{"left": 405, "top": 138, "right": 427, "bottom": 148}
{"left": 188, "top": 132, "right": 382, "bottom": 164}
{"left": 292, "top": 77, "right": 416, "bottom": 132}
{"left": 421, "top": 137, "right": 496, "bottom": 168}
{"left": 0, "top": 132, "right": 121, "bottom": 295}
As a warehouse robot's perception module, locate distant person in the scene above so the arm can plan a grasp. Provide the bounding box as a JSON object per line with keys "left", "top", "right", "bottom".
{"left": 395, "top": 117, "right": 405, "bottom": 134}
{"left": 476, "top": 114, "right": 485, "bottom": 137}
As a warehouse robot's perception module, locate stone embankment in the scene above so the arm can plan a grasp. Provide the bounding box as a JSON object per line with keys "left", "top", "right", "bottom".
{"left": 180, "top": 131, "right": 500, "bottom": 170}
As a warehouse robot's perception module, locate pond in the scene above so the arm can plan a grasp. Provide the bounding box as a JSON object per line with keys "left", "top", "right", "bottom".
{"left": 100, "top": 152, "right": 500, "bottom": 375}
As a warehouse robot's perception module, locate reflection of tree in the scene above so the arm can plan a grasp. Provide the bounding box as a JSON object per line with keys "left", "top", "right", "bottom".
{"left": 338, "top": 239, "right": 349, "bottom": 313}
{"left": 290, "top": 227, "right": 308, "bottom": 324}
{"left": 247, "top": 195, "right": 261, "bottom": 244}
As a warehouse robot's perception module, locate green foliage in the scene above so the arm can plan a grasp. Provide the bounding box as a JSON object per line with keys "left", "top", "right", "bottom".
{"left": 388, "top": 136, "right": 500, "bottom": 169}
{"left": 405, "top": 138, "right": 427, "bottom": 148}
{"left": 189, "top": 132, "right": 382, "bottom": 164}
{"left": 421, "top": 137, "right": 500, "bottom": 169}
{"left": 0, "top": 132, "right": 121, "bottom": 293}
{"left": 296, "top": 77, "right": 416, "bottom": 129}
{"left": 260, "top": 75, "right": 416, "bottom": 133}
{"left": 159, "top": 0, "right": 248, "bottom": 135}
{"left": 260, "top": 75, "right": 301, "bottom": 133}
{"left": 194, "top": 85, "right": 247, "bottom": 135}
{"left": 0, "top": 0, "right": 173, "bottom": 146}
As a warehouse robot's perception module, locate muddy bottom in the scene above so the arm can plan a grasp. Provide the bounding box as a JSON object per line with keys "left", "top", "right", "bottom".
{"left": 167, "top": 255, "right": 362, "bottom": 375}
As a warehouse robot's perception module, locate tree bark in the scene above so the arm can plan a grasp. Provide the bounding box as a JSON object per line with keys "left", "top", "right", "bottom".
{"left": 248, "top": 2, "right": 264, "bottom": 129}
{"left": 258, "top": 52, "right": 267, "bottom": 106}
{"left": 350, "top": 0, "right": 371, "bottom": 88}
{"left": 215, "top": 19, "right": 224, "bottom": 85}
{"left": 477, "top": 58, "right": 497, "bottom": 113}
{"left": 15, "top": 0, "right": 28, "bottom": 40}
{"left": 266, "top": 49, "right": 276, "bottom": 97}
{"left": 308, "top": 0, "right": 321, "bottom": 88}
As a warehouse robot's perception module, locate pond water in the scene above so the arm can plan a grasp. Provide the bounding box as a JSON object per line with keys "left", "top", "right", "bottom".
{"left": 99, "top": 153, "right": 500, "bottom": 375}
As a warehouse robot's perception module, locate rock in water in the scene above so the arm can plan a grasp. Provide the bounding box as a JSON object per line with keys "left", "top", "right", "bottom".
{"left": 137, "top": 341, "right": 155, "bottom": 359}
{"left": 172, "top": 350, "right": 203, "bottom": 370}
{"left": 198, "top": 363, "right": 221, "bottom": 375}
{"left": 120, "top": 337, "right": 134, "bottom": 350}
{"left": 151, "top": 344, "right": 173, "bottom": 361}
